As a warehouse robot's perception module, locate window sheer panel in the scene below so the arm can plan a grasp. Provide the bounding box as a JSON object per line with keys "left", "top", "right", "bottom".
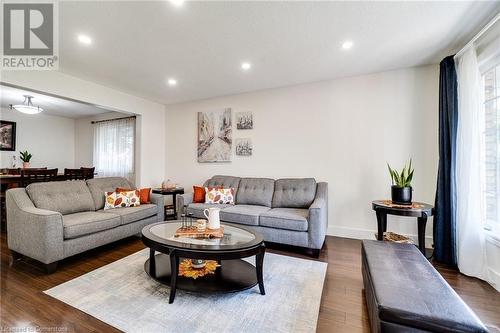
{"left": 482, "top": 65, "right": 500, "bottom": 228}
{"left": 476, "top": 18, "right": 500, "bottom": 73}
{"left": 93, "top": 118, "right": 135, "bottom": 182}
{"left": 457, "top": 13, "right": 499, "bottom": 289}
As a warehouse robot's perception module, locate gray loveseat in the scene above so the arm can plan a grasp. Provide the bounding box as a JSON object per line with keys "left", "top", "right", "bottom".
{"left": 6, "top": 177, "right": 164, "bottom": 272}
{"left": 177, "top": 175, "right": 328, "bottom": 256}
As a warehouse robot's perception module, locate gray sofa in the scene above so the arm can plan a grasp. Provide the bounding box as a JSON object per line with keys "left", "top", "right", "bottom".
{"left": 6, "top": 177, "right": 164, "bottom": 272}
{"left": 177, "top": 175, "right": 328, "bottom": 256}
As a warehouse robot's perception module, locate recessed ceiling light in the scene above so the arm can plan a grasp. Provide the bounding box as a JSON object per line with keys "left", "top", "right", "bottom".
{"left": 78, "top": 34, "right": 92, "bottom": 45}
{"left": 170, "top": 0, "right": 185, "bottom": 6}
{"left": 241, "top": 62, "right": 251, "bottom": 71}
{"left": 168, "top": 78, "right": 177, "bottom": 86}
{"left": 341, "top": 40, "right": 353, "bottom": 50}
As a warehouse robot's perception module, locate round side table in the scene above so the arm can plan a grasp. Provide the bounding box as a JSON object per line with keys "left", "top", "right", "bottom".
{"left": 371, "top": 200, "right": 434, "bottom": 254}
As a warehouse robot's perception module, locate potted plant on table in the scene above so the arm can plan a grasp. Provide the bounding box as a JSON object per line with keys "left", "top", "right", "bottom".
{"left": 387, "top": 159, "right": 414, "bottom": 205}
{"left": 20, "top": 150, "right": 33, "bottom": 168}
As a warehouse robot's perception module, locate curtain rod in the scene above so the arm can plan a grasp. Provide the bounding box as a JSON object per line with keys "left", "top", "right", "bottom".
{"left": 455, "top": 12, "right": 500, "bottom": 58}
{"left": 91, "top": 115, "right": 136, "bottom": 124}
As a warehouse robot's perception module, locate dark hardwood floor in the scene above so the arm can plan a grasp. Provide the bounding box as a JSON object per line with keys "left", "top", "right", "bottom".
{"left": 1, "top": 233, "right": 499, "bottom": 333}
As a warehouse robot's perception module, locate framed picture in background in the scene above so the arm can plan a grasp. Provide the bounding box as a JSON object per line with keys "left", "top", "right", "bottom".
{"left": 0, "top": 121, "right": 16, "bottom": 151}
{"left": 236, "top": 112, "right": 253, "bottom": 129}
{"left": 197, "top": 108, "right": 232, "bottom": 162}
{"left": 235, "top": 138, "right": 252, "bottom": 156}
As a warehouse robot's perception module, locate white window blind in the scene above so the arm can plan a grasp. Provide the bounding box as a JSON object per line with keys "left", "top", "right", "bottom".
{"left": 93, "top": 117, "right": 135, "bottom": 182}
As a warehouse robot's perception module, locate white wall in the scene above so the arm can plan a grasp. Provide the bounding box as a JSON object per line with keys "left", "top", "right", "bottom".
{"left": 1, "top": 71, "right": 166, "bottom": 188}
{"left": 0, "top": 108, "right": 75, "bottom": 169}
{"left": 165, "top": 65, "right": 439, "bottom": 243}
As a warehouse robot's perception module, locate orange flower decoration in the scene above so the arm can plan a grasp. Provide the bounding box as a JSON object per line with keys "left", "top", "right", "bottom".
{"left": 178, "top": 259, "right": 220, "bottom": 279}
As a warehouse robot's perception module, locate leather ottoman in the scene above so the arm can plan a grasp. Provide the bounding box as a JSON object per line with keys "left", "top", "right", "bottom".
{"left": 361, "top": 240, "right": 488, "bottom": 333}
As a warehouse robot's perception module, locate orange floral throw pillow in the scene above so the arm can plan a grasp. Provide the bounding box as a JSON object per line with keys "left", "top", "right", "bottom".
{"left": 116, "top": 187, "right": 151, "bottom": 204}
{"left": 193, "top": 186, "right": 206, "bottom": 203}
{"left": 104, "top": 190, "right": 140, "bottom": 210}
{"left": 205, "top": 187, "right": 235, "bottom": 204}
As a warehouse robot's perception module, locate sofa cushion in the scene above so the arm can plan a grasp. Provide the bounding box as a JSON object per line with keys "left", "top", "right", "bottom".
{"left": 100, "top": 204, "right": 158, "bottom": 225}
{"left": 204, "top": 175, "right": 241, "bottom": 192}
{"left": 272, "top": 178, "right": 317, "bottom": 208}
{"left": 26, "top": 180, "right": 95, "bottom": 215}
{"left": 86, "top": 177, "right": 133, "bottom": 210}
{"left": 220, "top": 204, "right": 271, "bottom": 226}
{"left": 236, "top": 178, "right": 275, "bottom": 207}
{"left": 63, "top": 211, "right": 121, "bottom": 239}
{"left": 104, "top": 190, "right": 141, "bottom": 210}
{"left": 186, "top": 203, "right": 231, "bottom": 219}
{"left": 259, "top": 208, "right": 309, "bottom": 231}
{"left": 193, "top": 186, "right": 206, "bottom": 203}
{"left": 205, "top": 187, "right": 235, "bottom": 204}
{"left": 116, "top": 187, "right": 151, "bottom": 204}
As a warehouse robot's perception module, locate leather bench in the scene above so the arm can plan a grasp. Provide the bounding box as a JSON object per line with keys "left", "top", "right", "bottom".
{"left": 361, "top": 240, "right": 488, "bottom": 333}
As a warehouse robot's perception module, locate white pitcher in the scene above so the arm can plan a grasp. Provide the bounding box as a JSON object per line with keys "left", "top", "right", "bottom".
{"left": 203, "top": 207, "right": 221, "bottom": 230}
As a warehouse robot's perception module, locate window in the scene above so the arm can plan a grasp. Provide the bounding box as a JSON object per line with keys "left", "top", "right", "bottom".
{"left": 482, "top": 64, "right": 500, "bottom": 227}
{"left": 93, "top": 117, "right": 135, "bottom": 181}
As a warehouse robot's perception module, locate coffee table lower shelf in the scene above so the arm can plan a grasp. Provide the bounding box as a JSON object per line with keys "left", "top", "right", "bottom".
{"left": 145, "top": 253, "right": 259, "bottom": 295}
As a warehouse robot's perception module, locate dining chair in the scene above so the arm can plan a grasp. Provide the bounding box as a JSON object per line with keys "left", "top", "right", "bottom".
{"left": 0, "top": 169, "right": 20, "bottom": 230}
{"left": 20, "top": 168, "right": 58, "bottom": 187}
{"left": 64, "top": 168, "right": 82, "bottom": 180}
{"left": 64, "top": 167, "right": 95, "bottom": 180}
{"left": 80, "top": 167, "right": 95, "bottom": 180}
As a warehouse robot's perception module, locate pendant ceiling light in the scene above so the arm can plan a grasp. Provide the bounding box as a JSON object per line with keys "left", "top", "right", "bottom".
{"left": 10, "top": 95, "right": 43, "bottom": 114}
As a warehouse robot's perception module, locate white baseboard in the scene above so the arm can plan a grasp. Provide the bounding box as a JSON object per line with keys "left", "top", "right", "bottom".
{"left": 327, "top": 225, "right": 434, "bottom": 248}
{"left": 487, "top": 267, "right": 500, "bottom": 293}
{"left": 486, "top": 233, "right": 500, "bottom": 292}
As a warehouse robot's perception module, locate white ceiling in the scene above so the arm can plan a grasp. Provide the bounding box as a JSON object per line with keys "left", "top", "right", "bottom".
{"left": 57, "top": 1, "right": 500, "bottom": 105}
{"left": 0, "top": 85, "right": 113, "bottom": 118}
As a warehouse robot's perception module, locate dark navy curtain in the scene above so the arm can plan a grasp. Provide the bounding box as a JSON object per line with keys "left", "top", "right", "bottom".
{"left": 434, "top": 56, "right": 458, "bottom": 266}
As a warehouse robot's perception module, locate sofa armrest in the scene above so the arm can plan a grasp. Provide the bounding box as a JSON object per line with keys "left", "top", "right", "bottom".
{"left": 176, "top": 193, "right": 194, "bottom": 219}
{"left": 6, "top": 188, "right": 64, "bottom": 264}
{"left": 308, "top": 182, "right": 328, "bottom": 249}
{"left": 150, "top": 193, "right": 165, "bottom": 221}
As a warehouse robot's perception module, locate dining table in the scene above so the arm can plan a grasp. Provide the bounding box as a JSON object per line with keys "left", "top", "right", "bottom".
{"left": 0, "top": 173, "right": 68, "bottom": 186}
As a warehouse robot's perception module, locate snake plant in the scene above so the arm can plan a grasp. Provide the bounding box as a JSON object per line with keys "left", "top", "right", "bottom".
{"left": 387, "top": 159, "right": 414, "bottom": 188}
{"left": 20, "top": 150, "right": 33, "bottom": 163}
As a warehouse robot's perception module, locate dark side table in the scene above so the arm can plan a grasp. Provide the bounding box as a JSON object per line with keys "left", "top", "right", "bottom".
{"left": 371, "top": 200, "right": 434, "bottom": 254}
{"left": 152, "top": 188, "right": 185, "bottom": 220}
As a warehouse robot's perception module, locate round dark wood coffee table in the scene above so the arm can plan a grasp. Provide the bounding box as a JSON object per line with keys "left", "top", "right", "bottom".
{"left": 141, "top": 221, "right": 265, "bottom": 304}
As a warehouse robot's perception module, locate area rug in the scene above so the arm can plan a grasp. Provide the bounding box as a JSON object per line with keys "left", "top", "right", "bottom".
{"left": 44, "top": 249, "right": 327, "bottom": 333}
